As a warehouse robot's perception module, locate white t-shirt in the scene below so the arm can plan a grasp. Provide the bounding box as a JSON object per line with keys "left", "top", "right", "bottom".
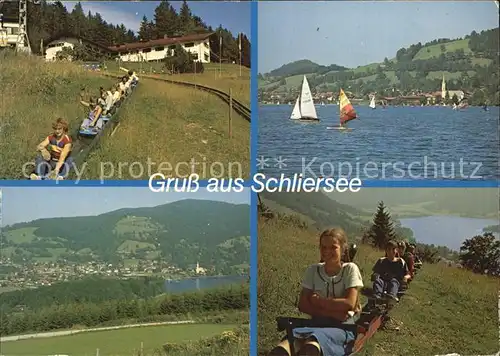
{"left": 112, "top": 90, "right": 121, "bottom": 104}
{"left": 104, "top": 91, "right": 114, "bottom": 111}
{"left": 301, "top": 262, "right": 364, "bottom": 299}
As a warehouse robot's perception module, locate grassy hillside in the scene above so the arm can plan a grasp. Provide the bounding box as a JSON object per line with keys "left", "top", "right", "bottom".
{"left": 0, "top": 52, "right": 116, "bottom": 179}
{"left": 326, "top": 188, "right": 499, "bottom": 219}
{"left": 1, "top": 199, "right": 250, "bottom": 272}
{"left": 412, "top": 38, "right": 472, "bottom": 60}
{"left": 0, "top": 52, "right": 249, "bottom": 180}
{"left": 259, "top": 191, "right": 414, "bottom": 240}
{"left": 258, "top": 211, "right": 498, "bottom": 355}
{"left": 83, "top": 69, "right": 250, "bottom": 180}
{"left": 106, "top": 62, "right": 250, "bottom": 107}
{"left": 0, "top": 284, "right": 250, "bottom": 355}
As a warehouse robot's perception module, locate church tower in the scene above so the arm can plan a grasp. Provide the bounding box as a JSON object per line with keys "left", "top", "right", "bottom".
{"left": 441, "top": 74, "right": 447, "bottom": 99}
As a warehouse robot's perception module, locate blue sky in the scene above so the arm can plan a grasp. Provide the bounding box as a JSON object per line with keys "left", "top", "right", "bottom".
{"left": 62, "top": 1, "right": 250, "bottom": 38}
{"left": 258, "top": 1, "right": 499, "bottom": 73}
{"left": 0, "top": 188, "right": 249, "bottom": 226}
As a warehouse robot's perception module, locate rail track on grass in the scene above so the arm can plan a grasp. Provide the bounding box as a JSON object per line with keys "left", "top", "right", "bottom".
{"left": 133, "top": 73, "right": 251, "bottom": 123}
{"left": 23, "top": 71, "right": 250, "bottom": 179}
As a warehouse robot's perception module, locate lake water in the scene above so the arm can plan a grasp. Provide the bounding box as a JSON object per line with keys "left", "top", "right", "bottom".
{"left": 399, "top": 215, "right": 499, "bottom": 251}
{"left": 164, "top": 275, "right": 248, "bottom": 294}
{"left": 258, "top": 105, "right": 499, "bottom": 180}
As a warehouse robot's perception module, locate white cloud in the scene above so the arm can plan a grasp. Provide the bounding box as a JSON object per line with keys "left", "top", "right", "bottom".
{"left": 62, "top": 2, "right": 141, "bottom": 33}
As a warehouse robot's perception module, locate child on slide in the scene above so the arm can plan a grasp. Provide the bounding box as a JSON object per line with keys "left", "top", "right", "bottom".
{"left": 268, "top": 228, "right": 364, "bottom": 356}
{"left": 30, "top": 118, "right": 73, "bottom": 180}
{"left": 80, "top": 97, "right": 104, "bottom": 132}
{"left": 371, "top": 240, "right": 411, "bottom": 303}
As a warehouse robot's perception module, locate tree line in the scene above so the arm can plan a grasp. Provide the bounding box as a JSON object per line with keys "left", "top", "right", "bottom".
{"left": 1, "top": 0, "right": 250, "bottom": 67}
{"left": 0, "top": 283, "right": 249, "bottom": 336}
{"left": 137, "top": 1, "right": 250, "bottom": 67}
{"left": 0, "top": 277, "right": 166, "bottom": 313}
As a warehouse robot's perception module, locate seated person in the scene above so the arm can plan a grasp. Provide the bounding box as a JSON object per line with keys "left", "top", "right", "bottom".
{"left": 112, "top": 84, "right": 122, "bottom": 106}
{"left": 402, "top": 244, "right": 416, "bottom": 279}
{"left": 371, "top": 240, "right": 411, "bottom": 302}
{"left": 30, "top": 118, "right": 73, "bottom": 180}
{"left": 413, "top": 250, "right": 423, "bottom": 269}
{"left": 396, "top": 241, "right": 406, "bottom": 258}
{"left": 268, "top": 228, "right": 364, "bottom": 356}
{"left": 119, "top": 75, "right": 131, "bottom": 96}
{"left": 80, "top": 97, "right": 103, "bottom": 131}
{"left": 99, "top": 89, "right": 114, "bottom": 116}
{"left": 127, "top": 70, "right": 139, "bottom": 86}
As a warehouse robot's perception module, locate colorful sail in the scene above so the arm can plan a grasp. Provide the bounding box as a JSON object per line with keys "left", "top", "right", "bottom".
{"left": 339, "top": 89, "right": 357, "bottom": 124}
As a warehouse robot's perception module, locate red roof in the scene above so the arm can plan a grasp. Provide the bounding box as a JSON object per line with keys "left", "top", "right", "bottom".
{"left": 109, "top": 32, "right": 213, "bottom": 52}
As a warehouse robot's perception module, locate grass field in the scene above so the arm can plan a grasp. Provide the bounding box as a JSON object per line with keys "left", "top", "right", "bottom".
{"left": 413, "top": 39, "right": 472, "bottom": 61}
{"left": 0, "top": 52, "right": 250, "bottom": 180}
{"left": 106, "top": 61, "right": 250, "bottom": 107}
{"left": 81, "top": 76, "right": 249, "bottom": 179}
{"left": 258, "top": 212, "right": 498, "bottom": 356}
{"left": 113, "top": 217, "right": 162, "bottom": 242}
{"left": 5, "top": 227, "right": 39, "bottom": 243}
{"left": 0, "top": 323, "right": 239, "bottom": 356}
{"left": 0, "top": 51, "right": 116, "bottom": 179}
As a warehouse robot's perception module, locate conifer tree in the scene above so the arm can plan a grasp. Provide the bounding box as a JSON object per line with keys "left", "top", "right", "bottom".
{"left": 154, "top": 0, "right": 178, "bottom": 38}
{"left": 364, "top": 201, "right": 397, "bottom": 249}
{"left": 139, "top": 16, "right": 155, "bottom": 41}
{"left": 240, "top": 33, "right": 251, "bottom": 68}
{"left": 178, "top": 0, "right": 194, "bottom": 35}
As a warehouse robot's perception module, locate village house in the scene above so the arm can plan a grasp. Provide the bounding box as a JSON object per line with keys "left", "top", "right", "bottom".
{"left": 43, "top": 32, "right": 213, "bottom": 63}
{"left": 44, "top": 34, "right": 117, "bottom": 61}
{"left": 0, "top": 17, "right": 19, "bottom": 48}
{"left": 108, "top": 33, "right": 213, "bottom": 63}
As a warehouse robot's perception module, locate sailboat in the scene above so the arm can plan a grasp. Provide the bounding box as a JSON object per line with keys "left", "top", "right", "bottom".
{"left": 327, "top": 89, "right": 357, "bottom": 131}
{"left": 369, "top": 96, "right": 376, "bottom": 109}
{"left": 290, "top": 76, "right": 319, "bottom": 122}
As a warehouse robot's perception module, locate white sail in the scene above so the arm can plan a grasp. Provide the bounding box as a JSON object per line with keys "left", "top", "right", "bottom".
{"left": 369, "top": 96, "right": 376, "bottom": 109}
{"left": 290, "top": 97, "right": 301, "bottom": 120}
{"left": 299, "top": 76, "right": 317, "bottom": 119}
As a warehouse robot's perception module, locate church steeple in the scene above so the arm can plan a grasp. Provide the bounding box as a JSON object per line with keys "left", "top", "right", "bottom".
{"left": 441, "top": 74, "right": 446, "bottom": 99}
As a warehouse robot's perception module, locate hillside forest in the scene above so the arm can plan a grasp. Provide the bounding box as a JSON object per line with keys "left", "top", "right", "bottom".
{"left": 259, "top": 28, "right": 499, "bottom": 106}
{"left": 0, "top": 0, "right": 251, "bottom": 67}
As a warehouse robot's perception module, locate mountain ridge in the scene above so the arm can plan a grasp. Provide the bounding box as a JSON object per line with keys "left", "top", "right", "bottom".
{"left": 259, "top": 27, "right": 499, "bottom": 105}
{"left": 1, "top": 199, "right": 250, "bottom": 273}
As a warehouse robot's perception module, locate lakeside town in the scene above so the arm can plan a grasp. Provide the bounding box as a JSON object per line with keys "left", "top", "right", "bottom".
{"left": 259, "top": 75, "right": 469, "bottom": 107}
{"left": 0, "top": 256, "right": 211, "bottom": 292}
